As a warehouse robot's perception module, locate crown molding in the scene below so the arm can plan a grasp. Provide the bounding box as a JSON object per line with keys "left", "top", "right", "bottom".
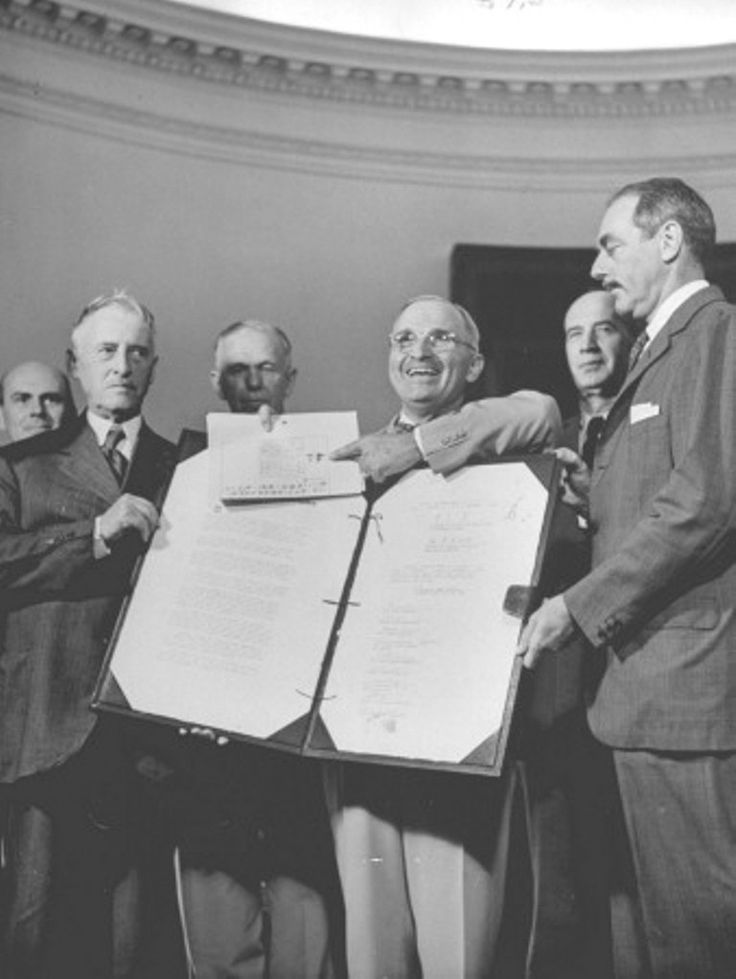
{"left": 3, "top": 0, "right": 736, "bottom": 118}
{"left": 3, "top": 69, "right": 736, "bottom": 194}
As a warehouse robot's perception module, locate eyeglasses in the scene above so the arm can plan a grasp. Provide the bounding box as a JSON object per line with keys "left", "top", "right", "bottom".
{"left": 388, "top": 329, "right": 478, "bottom": 353}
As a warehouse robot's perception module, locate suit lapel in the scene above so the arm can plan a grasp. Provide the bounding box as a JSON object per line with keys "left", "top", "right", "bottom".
{"left": 125, "top": 424, "right": 175, "bottom": 505}
{"left": 614, "top": 285, "right": 725, "bottom": 406}
{"left": 56, "top": 416, "right": 120, "bottom": 504}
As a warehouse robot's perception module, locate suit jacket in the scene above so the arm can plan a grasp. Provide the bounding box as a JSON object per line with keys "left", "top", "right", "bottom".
{"left": 525, "top": 414, "right": 593, "bottom": 729}
{"left": 0, "top": 413, "right": 177, "bottom": 782}
{"left": 415, "top": 390, "right": 561, "bottom": 472}
{"left": 565, "top": 285, "right": 736, "bottom": 750}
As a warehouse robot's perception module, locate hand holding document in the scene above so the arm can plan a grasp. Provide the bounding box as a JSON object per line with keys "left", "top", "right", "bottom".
{"left": 95, "top": 437, "right": 558, "bottom": 776}
{"left": 208, "top": 411, "right": 364, "bottom": 501}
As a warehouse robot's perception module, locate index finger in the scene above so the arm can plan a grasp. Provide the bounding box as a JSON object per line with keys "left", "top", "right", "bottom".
{"left": 258, "top": 403, "right": 277, "bottom": 432}
{"left": 330, "top": 440, "right": 362, "bottom": 461}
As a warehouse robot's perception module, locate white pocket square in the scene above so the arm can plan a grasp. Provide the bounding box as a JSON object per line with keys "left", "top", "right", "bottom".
{"left": 630, "top": 402, "right": 660, "bottom": 424}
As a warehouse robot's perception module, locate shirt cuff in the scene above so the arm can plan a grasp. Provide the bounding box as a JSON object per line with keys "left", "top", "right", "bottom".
{"left": 93, "top": 517, "right": 111, "bottom": 559}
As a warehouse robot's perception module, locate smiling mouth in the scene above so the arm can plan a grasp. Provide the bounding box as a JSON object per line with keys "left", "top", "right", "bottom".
{"left": 405, "top": 367, "right": 439, "bottom": 377}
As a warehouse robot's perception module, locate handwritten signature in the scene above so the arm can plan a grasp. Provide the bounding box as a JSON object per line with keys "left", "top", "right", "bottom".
{"left": 476, "top": 0, "right": 544, "bottom": 10}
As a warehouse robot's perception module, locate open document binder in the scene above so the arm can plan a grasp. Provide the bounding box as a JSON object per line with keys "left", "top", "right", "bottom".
{"left": 94, "top": 436, "right": 559, "bottom": 777}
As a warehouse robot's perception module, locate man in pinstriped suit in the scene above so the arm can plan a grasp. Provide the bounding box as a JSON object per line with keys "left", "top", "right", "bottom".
{"left": 0, "top": 291, "right": 178, "bottom": 978}
{"left": 519, "top": 177, "right": 736, "bottom": 979}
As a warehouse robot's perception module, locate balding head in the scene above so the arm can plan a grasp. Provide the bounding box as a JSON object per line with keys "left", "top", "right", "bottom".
{"left": 563, "top": 291, "right": 634, "bottom": 406}
{"left": 0, "top": 361, "right": 74, "bottom": 442}
{"left": 211, "top": 319, "right": 296, "bottom": 414}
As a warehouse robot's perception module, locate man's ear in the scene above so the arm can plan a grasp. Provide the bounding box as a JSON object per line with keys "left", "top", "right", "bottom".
{"left": 285, "top": 367, "right": 297, "bottom": 398}
{"left": 147, "top": 356, "right": 158, "bottom": 390}
{"left": 658, "top": 219, "right": 684, "bottom": 264}
{"left": 66, "top": 347, "right": 78, "bottom": 379}
{"left": 209, "top": 369, "right": 225, "bottom": 400}
{"left": 466, "top": 353, "right": 485, "bottom": 385}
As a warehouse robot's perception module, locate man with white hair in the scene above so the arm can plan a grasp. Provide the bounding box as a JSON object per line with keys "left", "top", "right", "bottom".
{"left": 0, "top": 291, "right": 177, "bottom": 978}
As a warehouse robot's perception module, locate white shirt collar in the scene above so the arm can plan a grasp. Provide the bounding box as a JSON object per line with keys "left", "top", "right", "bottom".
{"left": 645, "top": 280, "right": 709, "bottom": 347}
{"left": 86, "top": 411, "right": 142, "bottom": 461}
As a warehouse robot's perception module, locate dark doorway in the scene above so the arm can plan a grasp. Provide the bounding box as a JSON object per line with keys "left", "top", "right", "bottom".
{"left": 451, "top": 243, "right": 736, "bottom": 420}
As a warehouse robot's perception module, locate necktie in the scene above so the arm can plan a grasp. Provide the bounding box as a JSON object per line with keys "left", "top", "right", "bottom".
{"left": 581, "top": 415, "right": 605, "bottom": 469}
{"left": 627, "top": 329, "right": 649, "bottom": 373}
{"left": 394, "top": 419, "right": 416, "bottom": 433}
{"left": 103, "top": 425, "right": 128, "bottom": 484}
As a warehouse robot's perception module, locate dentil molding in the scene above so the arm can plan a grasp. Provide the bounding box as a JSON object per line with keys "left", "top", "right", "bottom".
{"left": 2, "top": 0, "right": 736, "bottom": 119}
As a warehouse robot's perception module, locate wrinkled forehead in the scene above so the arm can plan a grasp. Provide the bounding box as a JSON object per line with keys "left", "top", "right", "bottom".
{"left": 215, "top": 327, "right": 288, "bottom": 370}
{"left": 73, "top": 306, "right": 154, "bottom": 350}
{"left": 391, "top": 299, "right": 469, "bottom": 342}
{"left": 4, "top": 363, "right": 66, "bottom": 397}
{"left": 598, "top": 193, "right": 641, "bottom": 240}
{"left": 564, "top": 293, "right": 618, "bottom": 332}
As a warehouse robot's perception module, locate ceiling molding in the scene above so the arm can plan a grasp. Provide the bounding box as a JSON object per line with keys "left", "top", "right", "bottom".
{"left": 3, "top": 0, "right": 736, "bottom": 119}
{"left": 3, "top": 69, "right": 736, "bottom": 193}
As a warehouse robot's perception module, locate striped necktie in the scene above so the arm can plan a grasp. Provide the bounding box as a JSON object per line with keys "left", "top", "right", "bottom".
{"left": 627, "top": 329, "right": 650, "bottom": 373}
{"left": 103, "top": 424, "right": 128, "bottom": 484}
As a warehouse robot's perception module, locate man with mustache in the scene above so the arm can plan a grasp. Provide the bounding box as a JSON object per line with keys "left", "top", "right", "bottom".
{"left": 519, "top": 177, "right": 736, "bottom": 978}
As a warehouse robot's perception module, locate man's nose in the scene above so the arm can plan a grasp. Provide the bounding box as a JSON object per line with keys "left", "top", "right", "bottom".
{"left": 29, "top": 396, "right": 45, "bottom": 416}
{"left": 244, "top": 367, "right": 264, "bottom": 389}
{"left": 580, "top": 326, "right": 599, "bottom": 350}
{"left": 408, "top": 334, "right": 434, "bottom": 355}
{"left": 111, "top": 347, "right": 132, "bottom": 374}
{"left": 590, "top": 252, "right": 607, "bottom": 282}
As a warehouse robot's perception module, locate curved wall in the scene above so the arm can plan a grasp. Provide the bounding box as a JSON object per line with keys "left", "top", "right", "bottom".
{"left": 2, "top": 0, "right": 736, "bottom": 436}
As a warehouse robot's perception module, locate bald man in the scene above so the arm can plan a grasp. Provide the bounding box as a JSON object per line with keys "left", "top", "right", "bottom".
{"left": 0, "top": 361, "right": 74, "bottom": 443}
{"left": 0, "top": 361, "right": 75, "bottom": 960}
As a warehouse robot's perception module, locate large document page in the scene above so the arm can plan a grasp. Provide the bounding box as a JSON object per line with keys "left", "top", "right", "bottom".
{"left": 96, "top": 452, "right": 555, "bottom": 774}
{"left": 105, "top": 448, "right": 366, "bottom": 739}
{"left": 208, "top": 411, "right": 363, "bottom": 501}
{"left": 317, "top": 464, "right": 548, "bottom": 765}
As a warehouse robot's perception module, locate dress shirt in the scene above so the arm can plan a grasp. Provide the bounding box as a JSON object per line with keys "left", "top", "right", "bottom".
{"left": 88, "top": 412, "right": 142, "bottom": 557}
{"left": 644, "top": 280, "right": 708, "bottom": 349}
{"left": 86, "top": 411, "right": 142, "bottom": 463}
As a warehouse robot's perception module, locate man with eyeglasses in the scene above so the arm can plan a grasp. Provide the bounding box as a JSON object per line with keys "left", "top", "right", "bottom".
{"left": 332, "top": 294, "right": 560, "bottom": 480}
{"left": 329, "top": 295, "right": 562, "bottom": 979}
{"left": 172, "top": 317, "right": 345, "bottom": 979}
